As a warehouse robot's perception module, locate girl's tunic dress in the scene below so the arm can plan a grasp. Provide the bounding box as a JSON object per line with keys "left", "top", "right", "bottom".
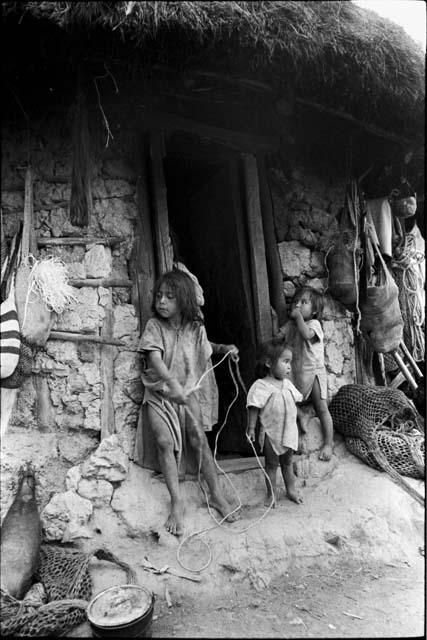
{"left": 279, "top": 318, "right": 328, "bottom": 400}
{"left": 134, "top": 317, "right": 218, "bottom": 473}
{"left": 247, "top": 378, "right": 302, "bottom": 455}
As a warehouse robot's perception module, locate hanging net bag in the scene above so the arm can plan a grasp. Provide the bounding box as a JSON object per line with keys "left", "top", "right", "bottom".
{"left": 329, "top": 384, "right": 424, "bottom": 506}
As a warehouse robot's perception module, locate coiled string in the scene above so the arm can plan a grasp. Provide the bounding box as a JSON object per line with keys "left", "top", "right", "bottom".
{"left": 177, "top": 352, "right": 275, "bottom": 574}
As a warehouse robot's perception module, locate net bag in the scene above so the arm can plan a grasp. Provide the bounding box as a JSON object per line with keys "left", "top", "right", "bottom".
{"left": 0, "top": 545, "right": 136, "bottom": 637}
{"left": 1, "top": 338, "right": 33, "bottom": 390}
{"left": 329, "top": 384, "right": 424, "bottom": 505}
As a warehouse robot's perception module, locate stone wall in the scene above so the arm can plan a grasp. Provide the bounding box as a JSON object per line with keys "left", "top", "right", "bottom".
{"left": 1, "top": 114, "right": 355, "bottom": 538}
{"left": 1, "top": 112, "right": 143, "bottom": 524}
{"left": 268, "top": 161, "right": 356, "bottom": 397}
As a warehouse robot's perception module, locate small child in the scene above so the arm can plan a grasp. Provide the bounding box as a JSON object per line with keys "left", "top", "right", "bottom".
{"left": 137, "top": 269, "right": 239, "bottom": 535}
{"left": 246, "top": 338, "right": 303, "bottom": 506}
{"left": 277, "top": 286, "right": 334, "bottom": 461}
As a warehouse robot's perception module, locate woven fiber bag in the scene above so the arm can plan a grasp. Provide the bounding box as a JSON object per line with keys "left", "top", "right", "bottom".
{"left": 360, "top": 235, "right": 403, "bottom": 353}
{"left": 326, "top": 230, "right": 361, "bottom": 308}
{"left": 326, "top": 180, "right": 362, "bottom": 309}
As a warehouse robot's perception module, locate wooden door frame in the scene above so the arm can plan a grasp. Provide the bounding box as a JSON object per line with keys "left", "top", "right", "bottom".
{"left": 137, "top": 126, "right": 274, "bottom": 469}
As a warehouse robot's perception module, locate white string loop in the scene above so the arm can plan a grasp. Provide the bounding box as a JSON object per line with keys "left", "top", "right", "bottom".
{"left": 177, "top": 352, "right": 275, "bottom": 574}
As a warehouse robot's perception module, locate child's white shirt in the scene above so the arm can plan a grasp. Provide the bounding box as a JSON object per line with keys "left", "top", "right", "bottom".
{"left": 247, "top": 377, "right": 302, "bottom": 454}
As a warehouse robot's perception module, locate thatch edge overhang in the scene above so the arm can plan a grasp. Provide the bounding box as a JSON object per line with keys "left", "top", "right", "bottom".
{"left": 2, "top": 1, "right": 425, "bottom": 140}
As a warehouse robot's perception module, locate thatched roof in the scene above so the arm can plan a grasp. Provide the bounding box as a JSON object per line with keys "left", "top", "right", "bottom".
{"left": 2, "top": 1, "right": 425, "bottom": 138}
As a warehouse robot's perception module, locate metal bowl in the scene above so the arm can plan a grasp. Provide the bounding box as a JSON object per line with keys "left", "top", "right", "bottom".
{"left": 87, "top": 584, "right": 155, "bottom": 638}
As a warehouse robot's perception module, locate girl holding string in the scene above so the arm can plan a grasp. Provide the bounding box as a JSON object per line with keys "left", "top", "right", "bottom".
{"left": 137, "top": 269, "right": 239, "bottom": 536}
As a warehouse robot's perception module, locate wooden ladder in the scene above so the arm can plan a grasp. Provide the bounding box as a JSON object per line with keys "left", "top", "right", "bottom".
{"left": 387, "top": 341, "right": 423, "bottom": 391}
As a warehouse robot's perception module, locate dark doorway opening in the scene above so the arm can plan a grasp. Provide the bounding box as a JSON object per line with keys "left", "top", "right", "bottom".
{"left": 163, "top": 133, "right": 257, "bottom": 457}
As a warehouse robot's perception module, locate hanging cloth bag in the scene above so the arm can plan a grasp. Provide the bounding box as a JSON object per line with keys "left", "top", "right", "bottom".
{"left": 360, "top": 229, "right": 403, "bottom": 353}
{"left": 326, "top": 179, "right": 361, "bottom": 309}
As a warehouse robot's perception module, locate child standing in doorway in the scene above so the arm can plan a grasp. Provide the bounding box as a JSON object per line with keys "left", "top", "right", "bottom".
{"left": 137, "top": 269, "right": 239, "bottom": 536}
{"left": 246, "top": 338, "right": 303, "bottom": 506}
{"left": 277, "top": 286, "right": 334, "bottom": 461}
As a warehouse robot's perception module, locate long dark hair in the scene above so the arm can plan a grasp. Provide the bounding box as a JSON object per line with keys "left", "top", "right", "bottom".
{"left": 152, "top": 270, "right": 202, "bottom": 325}
{"left": 292, "top": 286, "right": 324, "bottom": 320}
{"left": 255, "top": 337, "right": 292, "bottom": 379}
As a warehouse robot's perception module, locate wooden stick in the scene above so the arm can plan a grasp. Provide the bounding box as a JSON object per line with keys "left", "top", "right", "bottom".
{"left": 141, "top": 559, "right": 201, "bottom": 583}
{"left": 164, "top": 585, "right": 173, "bottom": 608}
{"left": 37, "top": 236, "right": 123, "bottom": 247}
{"left": 377, "top": 353, "right": 387, "bottom": 386}
{"left": 68, "top": 278, "right": 132, "bottom": 288}
{"left": 22, "top": 166, "right": 34, "bottom": 259}
{"left": 390, "top": 351, "right": 418, "bottom": 391}
{"left": 342, "top": 611, "right": 364, "bottom": 620}
{"left": 48, "top": 331, "right": 125, "bottom": 347}
{"left": 100, "top": 294, "right": 115, "bottom": 440}
{"left": 389, "top": 371, "right": 406, "bottom": 389}
{"left": 399, "top": 341, "right": 423, "bottom": 378}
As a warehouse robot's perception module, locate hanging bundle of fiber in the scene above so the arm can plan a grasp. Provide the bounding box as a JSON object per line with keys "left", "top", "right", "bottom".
{"left": 70, "top": 90, "right": 93, "bottom": 227}
{"left": 392, "top": 230, "right": 425, "bottom": 362}
{"left": 21, "top": 255, "right": 77, "bottom": 328}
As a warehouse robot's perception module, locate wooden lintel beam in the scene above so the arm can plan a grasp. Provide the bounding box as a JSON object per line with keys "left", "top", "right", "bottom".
{"left": 296, "top": 97, "right": 414, "bottom": 146}
{"left": 138, "top": 106, "right": 281, "bottom": 152}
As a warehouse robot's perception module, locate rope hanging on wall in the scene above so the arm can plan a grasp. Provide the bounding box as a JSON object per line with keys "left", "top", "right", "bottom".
{"left": 392, "top": 231, "right": 425, "bottom": 362}
{"left": 70, "top": 90, "right": 92, "bottom": 227}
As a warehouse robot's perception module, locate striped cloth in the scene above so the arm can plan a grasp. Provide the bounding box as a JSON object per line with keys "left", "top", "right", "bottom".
{"left": 1, "top": 278, "right": 20, "bottom": 379}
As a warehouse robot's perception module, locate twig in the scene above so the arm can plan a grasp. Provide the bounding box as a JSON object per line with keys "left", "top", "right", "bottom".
{"left": 93, "top": 74, "right": 114, "bottom": 148}
{"left": 164, "top": 585, "right": 172, "bottom": 608}
{"left": 343, "top": 593, "right": 358, "bottom": 602}
{"left": 294, "top": 604, "right": 323, "bottom": 619}
{"left": 342, "top": 611, "right": 364, "bottom": 620}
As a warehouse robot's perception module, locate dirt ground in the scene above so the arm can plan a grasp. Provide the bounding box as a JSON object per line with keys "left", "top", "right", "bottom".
{"left": 150, "top": 554, "right": 425, "bottom": 638}
{"left": 65, "top": 445, "right": 424, "bottom": 639}
{"left": 70, "top": 550, "right": 425, "bottom": 638}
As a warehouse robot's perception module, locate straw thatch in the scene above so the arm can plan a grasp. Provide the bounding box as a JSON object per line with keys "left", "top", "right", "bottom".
{"left": 2, "top": 1, "right": 425, "bottom": 137}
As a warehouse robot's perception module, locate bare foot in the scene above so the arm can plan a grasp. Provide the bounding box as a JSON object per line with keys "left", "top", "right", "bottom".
{"left": 210, "top": 494, "right": 240, "bottom": 522}
{"left": 165, "top": 499, "right": 185, "bottom": 536}
{"left": 282, "top": 464, "right": 302, "bottom": 504}
{"left": 319, "top": 444, "right": 333, "bottom": 461}
{"left": 286, "top": 488, "right": 303, "bottom": 504}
